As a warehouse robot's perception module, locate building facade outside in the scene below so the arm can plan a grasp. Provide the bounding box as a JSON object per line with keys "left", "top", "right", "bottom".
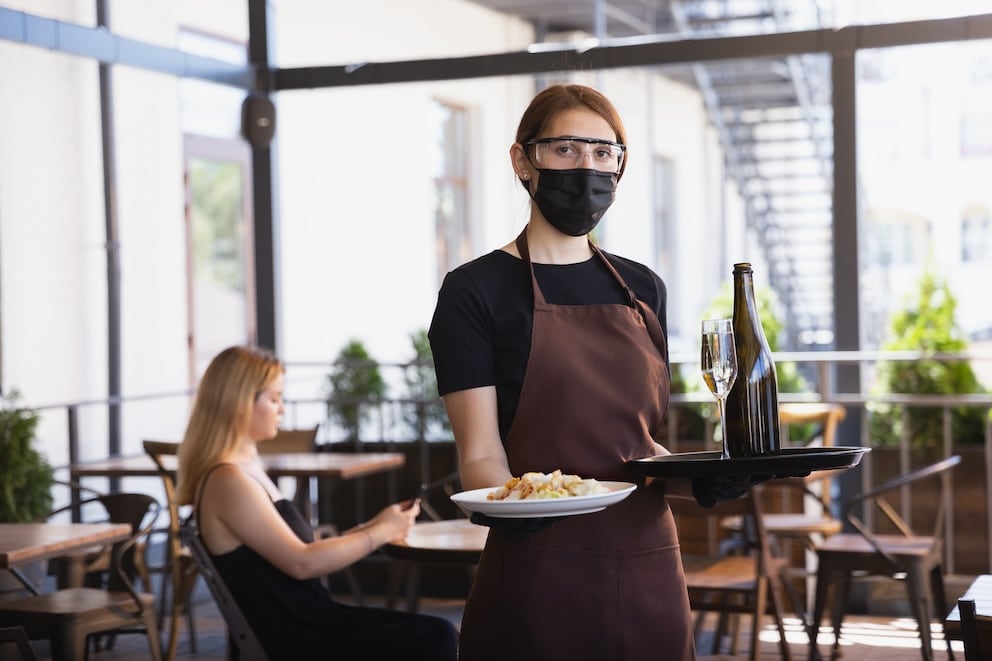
{"left": 0, "top": 0, "right": 990, "bottom": 465}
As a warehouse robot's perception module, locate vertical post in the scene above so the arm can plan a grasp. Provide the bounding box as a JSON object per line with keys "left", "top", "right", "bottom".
{"left": 96, "top": 0, "right": 122, "bottom": 472}
{"left": 68, "top": 406, "right": 81, "bottom": 521}
{"left": 831, "top": 45, "right": 859, "bottom": 376}
{"left": 246, "top": 0, "right": 280, "bottom": 353}
{"left": 831, "top": 40, "right": 863, "bottom": 522}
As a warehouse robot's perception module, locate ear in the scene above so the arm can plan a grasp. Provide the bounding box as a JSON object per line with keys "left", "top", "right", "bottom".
{"left": 509, "top": 143, "right": 533, "bottom": 181}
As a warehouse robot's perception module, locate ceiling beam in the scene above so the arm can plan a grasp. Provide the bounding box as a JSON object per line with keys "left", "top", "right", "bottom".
{"left": 272, "top": 13, "right": 992, "bottom": 90}
{"left": 0, "top": 6, "right": 254, "bottom": 88}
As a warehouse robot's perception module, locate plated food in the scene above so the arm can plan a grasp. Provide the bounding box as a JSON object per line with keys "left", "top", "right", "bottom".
{"left": 487, "top": 469, "right": 610, "bottom": 501}
{"left": 452, "top": 475, "right": 637, "bottom": 519}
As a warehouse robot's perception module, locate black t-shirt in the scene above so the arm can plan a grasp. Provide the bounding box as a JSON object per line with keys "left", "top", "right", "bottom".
{"left": 428, "top": 248, "right": 668, "bottom": 440}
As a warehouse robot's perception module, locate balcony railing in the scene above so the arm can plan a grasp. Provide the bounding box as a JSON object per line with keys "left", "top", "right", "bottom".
{"left": 28, "top": 350, "right": 992, "bottom": 575}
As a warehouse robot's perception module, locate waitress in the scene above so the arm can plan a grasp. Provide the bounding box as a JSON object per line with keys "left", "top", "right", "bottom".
{"left": 429, "top": 84, "right": 748, "bottom": 660}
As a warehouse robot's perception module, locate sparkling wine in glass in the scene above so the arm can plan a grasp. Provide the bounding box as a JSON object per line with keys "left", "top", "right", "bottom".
{"left": 701, "top": 318, "right": 738, "bottom": 459}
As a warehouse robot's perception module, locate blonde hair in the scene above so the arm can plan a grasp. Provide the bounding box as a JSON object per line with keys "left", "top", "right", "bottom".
{"left": 176, "top": 345, "right": 285, "bottom": 505}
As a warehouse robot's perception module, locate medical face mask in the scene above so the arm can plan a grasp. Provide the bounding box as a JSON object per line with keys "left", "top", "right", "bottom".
{"left": 530, "top": 168, "right": 618, "bottom": 237}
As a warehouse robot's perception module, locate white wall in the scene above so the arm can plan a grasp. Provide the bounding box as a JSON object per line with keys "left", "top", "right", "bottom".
{"left": 0, "top": 0, "right": 739, "bottom": 464}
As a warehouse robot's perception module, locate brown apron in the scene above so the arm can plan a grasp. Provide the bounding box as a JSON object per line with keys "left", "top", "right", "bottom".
{"left": 458, "top": 230, "right": 695, "bottom": 661}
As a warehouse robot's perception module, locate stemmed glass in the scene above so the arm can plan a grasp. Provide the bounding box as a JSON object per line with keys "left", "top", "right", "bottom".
{"left": 700, "top": 319, "right": 738, "bottom": 459}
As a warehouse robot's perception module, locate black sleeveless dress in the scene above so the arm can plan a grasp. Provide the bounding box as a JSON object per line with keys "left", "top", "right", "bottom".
{"left": 208, "top": 497, "right": 457, "bottom": 660}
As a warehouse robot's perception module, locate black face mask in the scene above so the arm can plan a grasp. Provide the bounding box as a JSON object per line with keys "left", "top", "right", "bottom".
{"left": 529, "top": 168, "right": 618, "bottom": 237}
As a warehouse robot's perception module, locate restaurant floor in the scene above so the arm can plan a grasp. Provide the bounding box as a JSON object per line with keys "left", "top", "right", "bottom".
{"left": 55, "top": 592, "right": 962, "bottom": 661}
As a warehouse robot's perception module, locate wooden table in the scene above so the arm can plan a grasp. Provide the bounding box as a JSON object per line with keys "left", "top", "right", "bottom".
{"left": 946, "top": 574, "right": 992, "bottom": 639}
{"left": 69, "top": 451, "right": 406, "bottom": 481}
{"left": 0, "top": 522, "right": 130, "bottom": 594}
{"left": 382, "top": 519, "right": 488, "bottom": 612}
{"left": 70, "top": 451, "right": 406, "bottom": 523}
{"left": 383, "top": 519, "right": 488, "bottom": 564}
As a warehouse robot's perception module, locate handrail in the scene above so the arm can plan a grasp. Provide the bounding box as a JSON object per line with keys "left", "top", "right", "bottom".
{"left": 36, "top": 350, "right": 992, "bottom": 577}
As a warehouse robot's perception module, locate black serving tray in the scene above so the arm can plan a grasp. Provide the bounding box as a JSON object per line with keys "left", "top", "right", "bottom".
{"left": 629, "top": 446, "right": 870, "bottom": 479}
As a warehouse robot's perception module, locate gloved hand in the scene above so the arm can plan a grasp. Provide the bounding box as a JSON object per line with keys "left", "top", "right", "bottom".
{"left": 469, "top": 512, "right": 557, "bottom": 538}
{"left": 691, "top": 474, "right": 764, "bottom": 508}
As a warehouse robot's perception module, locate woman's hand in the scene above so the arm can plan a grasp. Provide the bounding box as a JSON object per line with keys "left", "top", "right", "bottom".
{"left": 366, "top": 501, "right": 420, "bottom": 544}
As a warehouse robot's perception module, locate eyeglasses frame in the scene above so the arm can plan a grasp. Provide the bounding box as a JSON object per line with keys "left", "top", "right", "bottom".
{"left": 524, "top": 135, "right": 627, "bottom": 173}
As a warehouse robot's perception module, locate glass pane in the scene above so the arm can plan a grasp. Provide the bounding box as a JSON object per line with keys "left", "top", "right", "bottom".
{"left": 187, "top": 153, "right": 252, "bottom": 379}
{"left": 178, "top": 29, "right": 246, "bottom": 139}
{"left": 858, "top": 40, "right": 992, "bottom": 348}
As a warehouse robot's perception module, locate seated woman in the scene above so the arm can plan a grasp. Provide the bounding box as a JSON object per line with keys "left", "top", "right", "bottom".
{"left": 176, "top": 345, "right": 458, "bottom": 661}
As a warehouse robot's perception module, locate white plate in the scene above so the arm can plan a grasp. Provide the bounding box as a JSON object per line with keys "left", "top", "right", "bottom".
{"left": 450, "top": 481, "right": 637, "bottom": 518}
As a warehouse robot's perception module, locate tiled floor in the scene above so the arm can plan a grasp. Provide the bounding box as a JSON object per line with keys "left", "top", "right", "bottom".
{"left": 30, "top": 594, "right": 958, "bottom": 661}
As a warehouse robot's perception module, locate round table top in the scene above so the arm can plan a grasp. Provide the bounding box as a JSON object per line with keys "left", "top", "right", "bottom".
{"left": 382, "top": 519, "right": 488, "bottom": 563}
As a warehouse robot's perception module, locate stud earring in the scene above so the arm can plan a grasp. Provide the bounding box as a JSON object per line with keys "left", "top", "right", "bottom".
{"left": 521, "top": 173, "right": 529, "bottom": 179}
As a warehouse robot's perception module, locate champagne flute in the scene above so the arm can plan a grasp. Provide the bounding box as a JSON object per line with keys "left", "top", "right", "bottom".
{"left": 701, "top": 319, "right": 738, "bottom": 459}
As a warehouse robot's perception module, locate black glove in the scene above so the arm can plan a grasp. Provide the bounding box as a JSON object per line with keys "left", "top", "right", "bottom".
{"left": 469, "top": 511, "right": 557, "bottom": 538}
{"left": 691, "top": 474, "right": 763, "bottom": 508}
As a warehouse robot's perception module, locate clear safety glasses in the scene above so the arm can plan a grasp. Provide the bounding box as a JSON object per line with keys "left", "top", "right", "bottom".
{"left": 525, "top": 136, "right": 626, "bottom": 173}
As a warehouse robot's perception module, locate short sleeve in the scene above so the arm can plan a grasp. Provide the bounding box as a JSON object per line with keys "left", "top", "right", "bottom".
{"left": 428, "top": 269, "right": 497, "bottom": 396}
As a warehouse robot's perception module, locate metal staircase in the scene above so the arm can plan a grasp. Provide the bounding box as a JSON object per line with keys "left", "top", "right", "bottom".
{"left": 464, "top": 0, "right": 836, "bottom": 349}
{"left": 668, "top": 0, "right": 835, "bottom": 349}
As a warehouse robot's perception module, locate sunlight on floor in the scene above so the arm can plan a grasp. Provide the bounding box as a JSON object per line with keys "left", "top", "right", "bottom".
{"left": 756, "top": 616, "right": 964, "bottom": 655}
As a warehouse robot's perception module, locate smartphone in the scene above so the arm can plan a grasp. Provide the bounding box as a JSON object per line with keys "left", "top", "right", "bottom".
{"left": 402, "top": 484, "right": 428, "bottom": 510}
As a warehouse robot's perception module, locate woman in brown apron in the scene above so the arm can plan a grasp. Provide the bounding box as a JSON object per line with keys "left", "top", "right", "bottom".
{"left": 427, "top": 85, "right": 756, "bottom": 660}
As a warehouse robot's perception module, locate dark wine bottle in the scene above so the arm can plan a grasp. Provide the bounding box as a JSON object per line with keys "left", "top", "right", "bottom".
{"left": 723, "top": 262, "right": 781, "bottom": 457}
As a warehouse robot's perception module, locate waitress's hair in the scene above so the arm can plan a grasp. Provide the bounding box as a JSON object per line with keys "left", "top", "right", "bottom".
{"left": 176, "top": 345, "right": 285, "bottom": 505}
{"left": 514, "top": 83, "right": 628, "bottom": 191}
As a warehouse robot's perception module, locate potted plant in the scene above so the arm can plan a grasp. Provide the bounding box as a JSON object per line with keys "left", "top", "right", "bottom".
{"left": 0, "top": 391, "right": 54, "bottom": 594}
{"left": 325, "top": 339, "right": 387, "bottom": 444}
{"left": 402, "top": 329, "right": 449, "bottom": 442}
{"left": 0, "top": 391, "right": 54, "bottom": 523}
{"left": 868, "top": 270, "right": 988, "bottom": 450}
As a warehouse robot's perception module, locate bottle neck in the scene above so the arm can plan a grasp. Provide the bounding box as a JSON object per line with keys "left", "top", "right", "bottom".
{"left": 733, "top": 273, "right": 758, "bottom": 317}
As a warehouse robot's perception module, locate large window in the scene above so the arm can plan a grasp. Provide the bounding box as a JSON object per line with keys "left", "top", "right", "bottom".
{"left": 431, "top": 100, "right": 470, "bottom": 284}
{"left": 962, "top": 207, "right": 991, "bottom": 263}
{"left": 183, "top": 136, "right": 255, "bottom": 384}
{"left": 652, "top": 155, "right": 677, "bottom": 314}
{"left": 179, "top": 28, "right": 253, "bottom": 384}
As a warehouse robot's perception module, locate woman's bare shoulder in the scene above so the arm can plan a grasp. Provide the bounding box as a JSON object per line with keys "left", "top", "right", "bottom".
{"left": 200, "top": 462, "right": 263, "bottom": 503}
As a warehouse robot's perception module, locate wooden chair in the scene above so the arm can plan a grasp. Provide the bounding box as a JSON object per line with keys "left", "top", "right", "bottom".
{"left": 721, "top": 403, "right": 848, "bottom": 619}
{"left": 46, "top": 481, "right": 155, "bottom": 594}
{"left": 959, "top": 598, "right": 992, "bottom": 661}
{"left": 723, "top": 403, "right": 847, "bottom": 550}
{"left": 809, "top": 454, "right": 961, "bottom": 661}
{"left": 258, "top": 426, "right": 318, "bottom": 454}
{"left": 674, "top": 489, "right": 798, "bottom": 660}
{"left": 179, "top": 518, "right": 270, "bottom": 661}
{"left": 142, "top": 440, "right": 200, "bottom": 661}
{"left": 0, "top": 493, "right": 162, "bottom": 661}
{"left": 0, "top": 626, "right": 39, "bottom": 661}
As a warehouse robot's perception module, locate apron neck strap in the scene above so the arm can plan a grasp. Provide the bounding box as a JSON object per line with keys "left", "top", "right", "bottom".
{"left": 514, "top": 228, "right": 546, "bottom": 305}
{"left": 513, "top": 227, "right": 668, "bottom": 361}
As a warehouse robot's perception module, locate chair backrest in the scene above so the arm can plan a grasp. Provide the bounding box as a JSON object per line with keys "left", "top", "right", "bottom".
{"left": 180, "top": 520, "right": 270, "bottom": 661}
{"left": 844, "top": 454, "right": 961, "bottom": 563}
{"left": 142, "top": 441, "right": 183, "bottom": 540}
{"left": 258, "top": 426, "right": 318, "bottom": 454}
{"left": 142, "top": 441, "right": 190, "bottom": 605}
{"left": 105, "top": 494, "right": 161, "bottom": 605}
{"left": 672, "top": 488, "right": 779, "bottom": 568}
{"left": 0, "top": 626, "right": 40, "bottom": 661}
{"left": 47, "top": 488, "right": 159, "bottom": 591}
{"left": 777, "top": 402, "right": 847, "bottom": 510}
{"left": 779, "top": 402, "right": 846, "bottom": 449}
{"left": 959, "top": 598, "right": 992, "bottom": 661}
